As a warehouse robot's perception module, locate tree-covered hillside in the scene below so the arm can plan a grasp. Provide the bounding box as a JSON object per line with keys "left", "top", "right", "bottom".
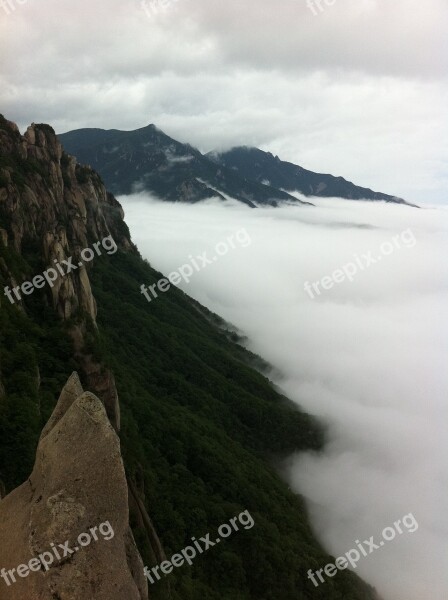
{"left": 0, "top": 243, "right": 377, "bottom": 599}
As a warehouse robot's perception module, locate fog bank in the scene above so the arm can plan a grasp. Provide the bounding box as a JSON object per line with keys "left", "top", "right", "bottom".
{"left": 120, "top": 194, "right": 448, "bottom": 600}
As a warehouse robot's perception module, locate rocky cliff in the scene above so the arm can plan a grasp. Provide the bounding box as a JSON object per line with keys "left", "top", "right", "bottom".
{"left": 0, "top": 115, "right": 159, "bottom": 598}
{"left": 0, "top": 115, "right": 133, "bottom": 322}
{"left": 0, "top": 114, "right": 134, "bottom": 430}
{"left": 0, "top": 372, "right": 148, "bottom": 600}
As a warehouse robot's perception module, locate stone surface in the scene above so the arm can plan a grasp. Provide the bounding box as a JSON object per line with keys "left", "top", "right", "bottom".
{"left": 0, "top": 374, "right": 148, "bottom": 600}
{"left": 0, "top": 116, "right": 136, "bottom": 323}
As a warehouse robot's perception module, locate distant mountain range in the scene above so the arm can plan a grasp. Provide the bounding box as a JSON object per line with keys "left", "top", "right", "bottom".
{"left": 208, "top": 146, "right": 415, "bottom": 205}
{"left": 58, "top": 125, "right": 307, "bottom": 207}
{"left": 58, "top": 125, "right": 416, "bottom": 207}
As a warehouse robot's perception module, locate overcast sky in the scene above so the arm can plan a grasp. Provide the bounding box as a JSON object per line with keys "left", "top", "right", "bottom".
{"left": 1, "top": 0, "right": 447, "bottom": 204}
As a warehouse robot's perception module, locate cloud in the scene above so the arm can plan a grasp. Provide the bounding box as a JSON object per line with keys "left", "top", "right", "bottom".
{"left": 0, "top": 0, "right": 447, "bottom": 203}
{"left": 2, "top": 0, "right": 446, "bottom": 79}
{"left": 120, "top": 193, "right": 448, "bottom": 600}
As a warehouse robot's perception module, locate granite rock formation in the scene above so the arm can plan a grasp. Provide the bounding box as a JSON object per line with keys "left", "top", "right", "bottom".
{"left": 0, "top": 372, "right": 148, "bottom": 600}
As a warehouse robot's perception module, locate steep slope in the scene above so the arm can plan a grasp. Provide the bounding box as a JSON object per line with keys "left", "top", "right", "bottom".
{"left": 0, "top": 115, "right": 379, "bottom": 599}
{"left": 58, "top": 125, "right": 309, "bottom": 207}
{"left": 208, "top": 146, "right": 416, "bottom": 206}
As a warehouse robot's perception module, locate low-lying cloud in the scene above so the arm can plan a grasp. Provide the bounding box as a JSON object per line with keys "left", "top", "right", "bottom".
{"left": 120, "top": 194, "right": 448, "bottom": 600}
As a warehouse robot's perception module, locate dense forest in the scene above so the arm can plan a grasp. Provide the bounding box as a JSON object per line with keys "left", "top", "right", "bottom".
{"left": 0, "top": 244, "right": 377, "bottom": 599}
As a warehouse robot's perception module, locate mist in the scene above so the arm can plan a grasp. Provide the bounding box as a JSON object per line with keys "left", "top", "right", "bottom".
{"left": 119, "top": 194, "right": 448, "bottom": 600}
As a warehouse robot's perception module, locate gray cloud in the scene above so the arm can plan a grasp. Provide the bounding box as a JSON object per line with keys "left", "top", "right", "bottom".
{"left": 120, "top": 194, "right": 448, "bottom": 600}
{"left": 0, "top": 0, "right": 447, "bottom": 201}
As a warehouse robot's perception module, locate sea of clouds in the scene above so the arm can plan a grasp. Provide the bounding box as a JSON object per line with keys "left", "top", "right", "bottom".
{"left": 120, "top": 193, "right": 448, "bottom": 600}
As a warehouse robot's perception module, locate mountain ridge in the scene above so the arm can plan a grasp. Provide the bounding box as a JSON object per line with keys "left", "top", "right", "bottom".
{"left": 207, "top": 145, "right": 417, "bottom": 206}
{"left": 58, "top": 123, "right": 414, "bottom": 207}
{"left": 58, "top": 124, "right": 309, "bottom": 207}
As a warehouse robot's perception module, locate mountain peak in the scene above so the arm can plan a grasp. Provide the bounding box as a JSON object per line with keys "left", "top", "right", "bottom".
{"left": 58, "top": 126, "right": 311, "bottom": 206}
{"left": 57, "top": 123, "right": 415, "bottom": 207}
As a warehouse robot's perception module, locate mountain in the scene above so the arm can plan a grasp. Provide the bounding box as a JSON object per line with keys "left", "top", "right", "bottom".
{"left": 58, "top": 125, "right": 310, "bottom": 207}
{"left": 58, "top": 123, "right": 413, "bottom": 207}
{"left": 0, "top": 114, "right": 379, "bottom": 599}
{"left": 208, "top": 146, "right": 415, "bottom": 205}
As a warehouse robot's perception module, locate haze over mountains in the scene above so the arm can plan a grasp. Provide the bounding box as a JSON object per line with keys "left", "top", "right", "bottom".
{"left": 122, "top": 194, "right": 448, "bottom": 600}
{"left": 58, "top": 125, "right": 414, "bottom": 208}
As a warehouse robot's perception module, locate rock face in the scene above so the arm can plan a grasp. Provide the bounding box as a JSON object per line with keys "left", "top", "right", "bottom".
{"left": 0, "top": 115, "right": 133, "bottom": 429}
{"left": 0, "top": 115, "right": 135, "bottom": 322}
{"left": 0, "top": 373, "right": 148, "bottom": 600}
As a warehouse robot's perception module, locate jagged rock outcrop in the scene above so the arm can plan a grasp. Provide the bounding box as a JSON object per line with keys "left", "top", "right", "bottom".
{"left": 0, "top": 373, "right": 148, "bottom": 600}
{"left": 0, "top": 115, "right": 133, "bottom": 427}
{"left": 0, "top": 114, "right": 134, "bottom": 322}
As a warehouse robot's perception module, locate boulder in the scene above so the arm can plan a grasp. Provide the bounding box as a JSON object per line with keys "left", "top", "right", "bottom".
{"left": 0, "top": 373, "right": 148, "bottom": 600}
